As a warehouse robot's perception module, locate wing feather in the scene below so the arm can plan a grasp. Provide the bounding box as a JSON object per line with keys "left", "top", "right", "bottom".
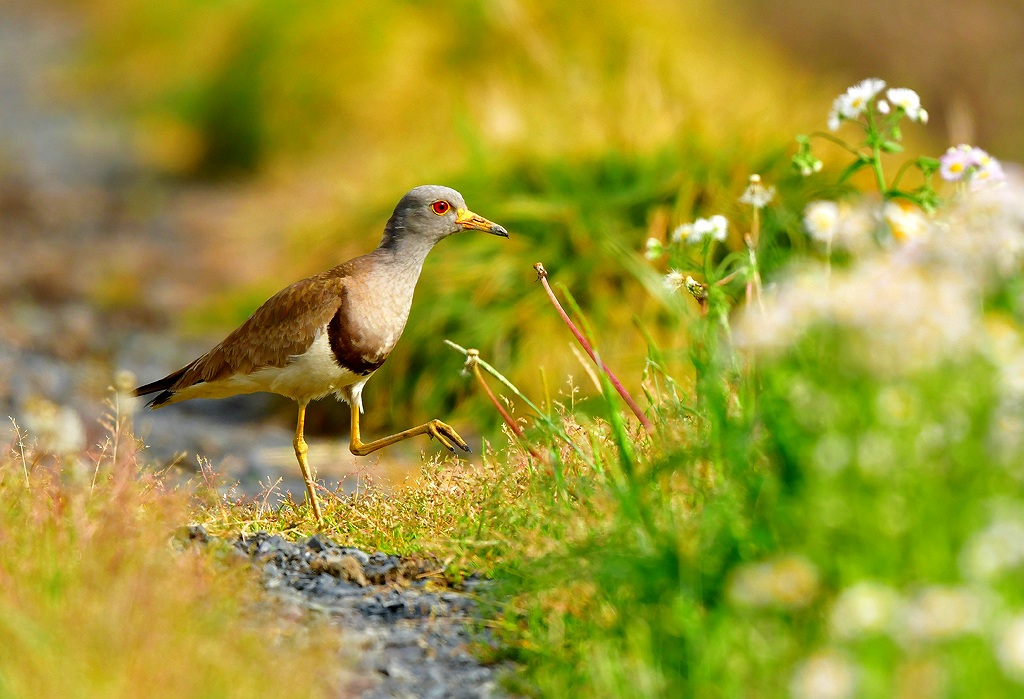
{"left": 136, "top": 271, "right": 348, "bottom": 399}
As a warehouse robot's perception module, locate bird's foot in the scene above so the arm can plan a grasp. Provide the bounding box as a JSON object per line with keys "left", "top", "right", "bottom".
{"left": 427, "top": 419, "right": 471, "bottom": 454}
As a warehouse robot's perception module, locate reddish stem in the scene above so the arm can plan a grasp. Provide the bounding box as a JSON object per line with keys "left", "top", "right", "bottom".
{"left": 533, "top": 263, "right": 655, "bottom": 433}
{"left": 468, "top": 351, "right": 547, "bottom": 463}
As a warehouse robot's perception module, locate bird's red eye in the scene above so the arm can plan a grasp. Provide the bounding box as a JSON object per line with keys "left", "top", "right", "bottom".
{"left": 431, "top": 200, "right": 450, "bottom": 215}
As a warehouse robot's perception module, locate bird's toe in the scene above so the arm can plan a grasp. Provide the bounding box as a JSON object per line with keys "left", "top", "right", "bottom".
{"left": 429, "top": 419, "right": 469, "bottom": 453}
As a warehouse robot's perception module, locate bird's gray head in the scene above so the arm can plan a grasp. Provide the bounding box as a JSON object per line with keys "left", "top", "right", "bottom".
{"left": 380, "top": 185, "right": 508, "bottom": 249}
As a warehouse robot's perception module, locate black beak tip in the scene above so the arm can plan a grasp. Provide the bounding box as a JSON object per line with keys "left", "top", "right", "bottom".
{"left": 491, "top": 224, "right": 509, "bottom": 238}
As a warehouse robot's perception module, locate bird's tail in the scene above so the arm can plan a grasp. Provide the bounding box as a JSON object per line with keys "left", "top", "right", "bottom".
{"left": 134, "top": 367, "right": 189, "bottom": 408}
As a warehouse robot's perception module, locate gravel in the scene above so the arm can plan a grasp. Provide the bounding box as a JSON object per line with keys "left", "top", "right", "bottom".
{"left": 207, "top": 528, "right": 513, "bottom": 699}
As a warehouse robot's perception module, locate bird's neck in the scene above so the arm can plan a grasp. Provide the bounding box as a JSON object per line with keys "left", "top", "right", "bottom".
{"left": 374, "top": 226, "right": 439, "bottom": 274}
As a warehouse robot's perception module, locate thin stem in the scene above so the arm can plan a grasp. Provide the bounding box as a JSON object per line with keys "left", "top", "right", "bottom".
{"left": 865, "top": 108, "right": 889, "bottom": 196}
{"left": 10, "top": 417, "right": 29, "bottom": 488}
{"left": 890, "top": 158, "right": 915, "bottom": 191}
{"left": 445, "top": 340, "right": 589, "bottom": 462}
{"left": 744, "top": 204, "right": 764, "bottom": 313}
{"left": 810, "top": 130, "right": 867, "bottom": 158}
{"left": 716, "top": 268, "right": 742, "bottom": 287}
{"left": 444, "top": 340, "right": 544, "bottom": 415}
{"left": 872, "top": 141, "right": 888, "bottom": 196}
{"left": 747, "top": 244, "right": 764, "bottom": 312}
{"left": 750, "top": 204, "right": 761, "bottom": 249}
{"left": 534, "top": 262, "right": 655, "bottom": 433}
{"left": 466, "top": 350, "right": 547, "bottom": 464}
{"left": 825, "top": 235, "right": 833, "bottom": 287}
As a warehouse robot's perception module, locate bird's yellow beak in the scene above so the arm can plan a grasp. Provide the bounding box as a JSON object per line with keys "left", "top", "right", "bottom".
{"left": 455, "top": 207, "right": 509, "bottom": 237}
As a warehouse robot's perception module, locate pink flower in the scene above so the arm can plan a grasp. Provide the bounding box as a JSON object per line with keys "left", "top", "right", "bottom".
{"left": 940, "top": 144, "right": 1005, "bottom": 186}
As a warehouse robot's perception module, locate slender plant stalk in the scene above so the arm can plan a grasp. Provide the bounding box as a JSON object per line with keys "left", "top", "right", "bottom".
{"left": 465, "top": 349, "right": 547, "bottom": 463}
{"left": 10, "top": 417, "right": 29, "bottom": 487}
{"left": 445, "top": 340, "right": 545, "bottom": 415}
{"left": 533, "top": 263, "right": 655, "bottom": 433}
{"left": 744, "top": 207, "right": 765, "bottom": 312}
{"left": 453, "top": 346, "right": 578, "bottom": 499}
{"left": 444, "top": 340, "right": 588, "bottom": 462}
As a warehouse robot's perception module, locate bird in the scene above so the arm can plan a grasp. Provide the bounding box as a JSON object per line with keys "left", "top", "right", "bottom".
{"left": 134, "top": 185, "right": 508, "bottom": 522}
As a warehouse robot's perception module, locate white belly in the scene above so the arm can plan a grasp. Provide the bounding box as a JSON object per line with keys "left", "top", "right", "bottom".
{"left": 170, "top": 332, "right": 371, "bottom": 408}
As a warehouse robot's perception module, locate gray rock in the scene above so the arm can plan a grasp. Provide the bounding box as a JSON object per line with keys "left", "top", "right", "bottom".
{"left": 231, "top": 531, "right": 513, "bottom": 698}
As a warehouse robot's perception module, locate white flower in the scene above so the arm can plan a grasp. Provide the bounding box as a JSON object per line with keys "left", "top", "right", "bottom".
{"left": 687, "top": 215, "right": 729, "bottom": 244}
{"left": 804, "top": 201, "right": 840, "bottom": 243}
{"left": 997, "top": 616, "right": 1024, "bottom": 683}
{"left": 849, "top": 78, "right": 886, "bottom": 106}
{"left": 740, "top": 174, "right": 776, "bottom": 209}
{"left": 829, "top": 78, "right": 886, "bottom": 129}
{"left": 670, "top": 223, "right": 693, "bottom": 244}
{"left": 885, "top": 87, "right": 926, "bottom": 122}
{"left": 899, "top": 586, "right": 985, "bottom": 644}
{"left": 739, "top": 181, "right": 1024, "bottom": 373}
{"left": 708, "top": 214, "right": 729, "bottom": 241}
{"left": 883, "top": 200, "right": 930, "bottom": 242}
{"left": 735, "top": 256, "right": 981, "bottom": 376}
{"left": 827, "top": 100, "right": 843, "bottom": 131}
{"left": 727, "top": 555, "right": 819, "bottom": 609}
{"left": 789, "top": 651, "right": 857, "bottom": 699}
{"left": 960, "top": 515, "right": 1024, "bottom": 580}
{"left": 877, "top": 99, "right": 891, "bottom": 115}
{"left": 664, "top": 270, "right": 685, "bottom": 292}
{"left": 644, "top": 237, "right": 663, "bottom": 260}
{"left": 830, "top": 582, "right": 903, "bottom": 640}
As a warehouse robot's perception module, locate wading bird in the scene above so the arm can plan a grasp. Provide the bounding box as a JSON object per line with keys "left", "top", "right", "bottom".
{"left": 135, "top": 185, "right": 508, "bottom": 521}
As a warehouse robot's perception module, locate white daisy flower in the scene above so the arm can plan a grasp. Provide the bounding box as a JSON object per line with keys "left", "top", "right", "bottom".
{"left": 708, "top": 214, "right": 729, "bottom": 241}
{"left": 828, "top": 78, "right": 886, "bottom": 129}
{"left": 877, "top": 99, "right": 891, "bottom": 115}
{"left": 997, "top": 616, "right": 1024, "bottom": 683}
{"left": 727, "top": 555, "right": 820, "bottom": 609}
{"left": 789, "top": 651, "right": 858, "bottom": 699}
{"left": 830, "top": 582, "right": 903, "bottom": 640}
{"left": 899, "top": 586, "right": 985, "bottom": 644}
{"left": 827, "top": 95, "right": 846, "bottom": 131}
{"left": 883, "top": 200, "right": 930, "bottom": 242}
{"left": 885, "top": 87, "right": 926, "bottom": 122}
{"left": 803, "top": 201, "right": 840, "bottom": 243}
{"left": 670, "top": 223, "right": 693, "bottom": 244}
{"left": 843, "top": 78, "right": 886, "bottom": 117}
{"left": 687, "top": 215, "right": 729, "bottom": 244}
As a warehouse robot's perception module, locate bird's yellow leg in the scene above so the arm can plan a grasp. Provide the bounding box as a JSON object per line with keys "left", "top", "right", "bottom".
{"left": 293, "top": 401, "right": 323, "bottom": 522}
{"left": 348, "top": 406, "right": 470, "bottom": 456}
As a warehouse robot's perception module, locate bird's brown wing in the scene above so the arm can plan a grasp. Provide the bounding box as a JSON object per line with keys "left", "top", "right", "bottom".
{"left": 136, "top": 272, "right": 347, "bottom": 399}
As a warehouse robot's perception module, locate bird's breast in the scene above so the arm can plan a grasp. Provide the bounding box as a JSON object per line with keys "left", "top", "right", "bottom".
{"left": 328, "top": 272, "right": 417, "bottom": 375}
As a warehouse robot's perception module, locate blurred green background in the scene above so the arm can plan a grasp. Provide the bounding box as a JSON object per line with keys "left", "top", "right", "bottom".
{"left": 3, "top": 0, "right": 1021, "bottom": 442}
